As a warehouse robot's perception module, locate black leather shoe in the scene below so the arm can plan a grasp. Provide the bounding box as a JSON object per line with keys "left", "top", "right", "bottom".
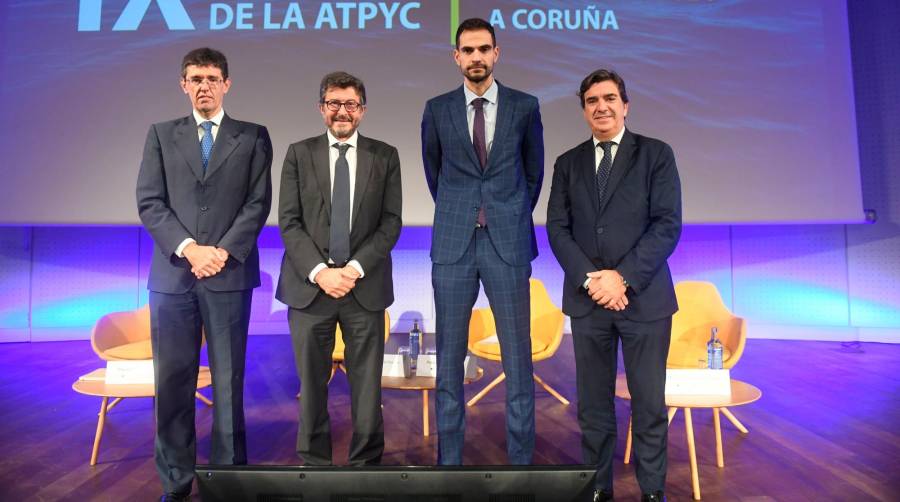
{"left": 641, "top": 491, "right": 665, "bottom": 502}
{"left": 593, "top": 489, "right": 614, "bottom": 502}
{"left": 160, "top": 492, "right": 190, "bottom": 502}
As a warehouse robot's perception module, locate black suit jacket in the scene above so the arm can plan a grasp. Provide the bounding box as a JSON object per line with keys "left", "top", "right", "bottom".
{"left": 136, "top": 114, "right": 273, "bottom": 293}
{"left": 276, "top": 133, "right": 402, "bottom": 311}
{"left": 547, "top": 129, "right": 682, "bottom": 320}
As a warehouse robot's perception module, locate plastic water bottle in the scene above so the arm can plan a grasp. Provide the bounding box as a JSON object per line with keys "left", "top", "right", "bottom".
{"left": 409, "top": 320, "right": 422, "bottom": 371}
{"left": 707, "top": 327, "right": 723, "bottom": 370}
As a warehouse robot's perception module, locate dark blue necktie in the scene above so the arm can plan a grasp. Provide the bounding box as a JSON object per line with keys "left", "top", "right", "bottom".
{"left": 596, "top": 141, "right": 615, "bottom": 202}
{"left": 329, "top": 142, "right": 352, "bottom": 265}
{"left": 472, "top": 97, "right": 487, "bottom": 226}
{"left": 200, "top": 121, "right": 214, "bottom": 172}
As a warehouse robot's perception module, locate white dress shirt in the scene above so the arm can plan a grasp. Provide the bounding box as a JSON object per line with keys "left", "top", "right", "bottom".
{"left": 308, "top": 130, "right": 365, "bottom": 284}
{"left": 464, "top": 80, "right": 499, "bottom": 154}
{"left": 175, "top": 108, "right": 226, "bottom": 258}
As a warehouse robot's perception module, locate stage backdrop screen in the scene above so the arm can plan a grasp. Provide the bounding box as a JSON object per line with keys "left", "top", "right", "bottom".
{"left": 0, "top": 0, "right": 863, "bottom": 225}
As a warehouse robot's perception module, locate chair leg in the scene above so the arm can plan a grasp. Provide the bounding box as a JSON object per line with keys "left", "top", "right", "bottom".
{"left": 104, "top": 397, "right": 124, "bottom": 413}
{"left": 195, "top": 391, "right": 213, "bottom": 407}
{"left": 668, "top": 406, "right": 678, "bottom": 424}
{"left": 720, "top": 407, "right": 749, "bottom": 433}
{"left": 467, "top": 372, "right": 506, "bottom": 407}
{"left": 533, "top": 373, "right": 570, "bottom": 405}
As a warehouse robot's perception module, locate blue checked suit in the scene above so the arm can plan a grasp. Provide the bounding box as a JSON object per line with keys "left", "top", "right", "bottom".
{"left": 421, "top": 82, "right": 543, "bottom": 465}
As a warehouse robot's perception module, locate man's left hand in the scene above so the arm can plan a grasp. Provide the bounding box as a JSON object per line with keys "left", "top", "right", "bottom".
{"left": 587, "top": 270, "right": 629, "bottom": 311}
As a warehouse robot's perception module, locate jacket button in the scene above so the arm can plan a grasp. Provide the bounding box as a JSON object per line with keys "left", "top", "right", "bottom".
{"left": 596, "top": 227, "right": 604, "bottom": 235}
{"left": 200, "top": 206, "right": 208, "bottom": 211}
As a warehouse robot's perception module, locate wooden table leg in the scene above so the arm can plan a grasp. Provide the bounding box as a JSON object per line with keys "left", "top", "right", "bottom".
{"left": 105, "top": 397, "right": 124, "bottom": 413}
{"left": 668, "top": 406, "right": 678, "bottom": 424}
{"left": 624, "top": 416, "right": 633, "bottom": 464}
{"left": 714, "top": 408, "right": 724, "bottom": 467}
{"left": 195, "top": 391, "right": 213, "bottom": 407}
{"left": 90, "top": 396, "right": 109, "bottom": 466}
{"left": 721, "top": 407, "right": 749, "bottom": 433}
{"left": 422, "top": 389, "right": 429, "bottom": 437}
{"left": 684, "top": 408, "right": 700, "bottom": 500}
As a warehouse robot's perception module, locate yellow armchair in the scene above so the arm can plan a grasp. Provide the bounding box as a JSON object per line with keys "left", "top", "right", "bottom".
{"left": 667, "top": 281, "right": 747, "bottom": 369}
{"left": 466, "top": 278, "right": 569, "bottom": 406}
{"left": 88, "top": 305, "right": 212, "bottom": 409}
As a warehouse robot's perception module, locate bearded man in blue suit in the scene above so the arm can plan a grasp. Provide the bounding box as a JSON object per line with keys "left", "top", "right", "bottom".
{"left": 421, "top": 17, "right": 544, "bottom": 466}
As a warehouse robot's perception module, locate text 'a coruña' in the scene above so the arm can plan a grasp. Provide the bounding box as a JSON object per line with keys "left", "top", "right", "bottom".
{"left": 209, "top": 2, "right": 422, "bottom": 30}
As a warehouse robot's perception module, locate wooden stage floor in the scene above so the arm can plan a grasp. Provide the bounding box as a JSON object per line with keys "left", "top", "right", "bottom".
{"left": 0, "top": 336, "right": 897, "bottom": 501}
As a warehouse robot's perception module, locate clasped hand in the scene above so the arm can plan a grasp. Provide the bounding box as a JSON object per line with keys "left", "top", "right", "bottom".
{"left": 587, "top": 269, "right": 629, "bottom": 311}
{"left": 184, "top": 243, "right": 229, "bottom": 279}
{"left": 315, "top": 266, "right": 360, "bottom": 298}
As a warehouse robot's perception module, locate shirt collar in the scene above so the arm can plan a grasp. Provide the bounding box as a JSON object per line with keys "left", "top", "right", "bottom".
{"left": 464, "top": 80, "right": 499, "bottom": 107}
{"left": 193, "top": 108, "right": 224, "bottom": 128}
{"left": 593, "top": 126, "right": 626, "bottom": 148}
{"left": 327, "top": 129, "right": 359, "bottom": 149}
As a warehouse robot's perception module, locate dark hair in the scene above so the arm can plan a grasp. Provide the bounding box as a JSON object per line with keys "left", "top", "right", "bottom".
{"left": 181, "top": 47, "right": 229, "bottom": 80}
{"left": 455, "top": 18, "right": 496, "bottom": 48}
{"left": 577, "top": 69, "right": 628, "bottom": 108}
{"left": 319, "top": 71, "right": 367, "bottom": 105}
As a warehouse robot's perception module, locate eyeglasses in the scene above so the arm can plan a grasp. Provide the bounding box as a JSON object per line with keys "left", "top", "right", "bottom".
{"left": 323, "top": 100, "right": 362, "bottom": 112}
{"left": 184, "top": 76, "right": 224, "bottom": 88}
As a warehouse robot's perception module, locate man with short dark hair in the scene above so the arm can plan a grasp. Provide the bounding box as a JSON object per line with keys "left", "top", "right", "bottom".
{"left": 137, "top": 47, "right": 272, "bottom": 501}
{"left": 422, "top": 18, "right": 544, "bottom": 465}
{"left": 277, "top": 71, "right": 402, "bottom": 466}
{"left": 547, "top": 68, "right": 682, "bottom": 502}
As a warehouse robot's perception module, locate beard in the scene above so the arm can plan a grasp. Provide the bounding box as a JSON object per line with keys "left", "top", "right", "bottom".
{"left": 329, "top": 117, "right": 356, "bottom": 139}
{"left": 464, "top": 65, "right": 492, "bottom": 83}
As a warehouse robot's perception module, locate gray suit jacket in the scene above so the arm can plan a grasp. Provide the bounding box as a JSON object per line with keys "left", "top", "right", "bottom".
{"left": 136, "top": 114, "right": 273, "bottom": 293}
{"left": 275, "top": 133, "right": 402, "bottom": 311}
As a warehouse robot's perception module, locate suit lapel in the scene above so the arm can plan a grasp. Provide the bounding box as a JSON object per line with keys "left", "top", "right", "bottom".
{"left": 204, "top": 114, "right": 240, "bottom": 180}
{"left": 449, "top": 86, "right": 482, "bottom": 170}
{"left": 352, "top": 136, "right": 375, "bottom": 230}
{"left": 598, "top": 129, "right": 636, "bottom": 214}
{"left": 174, "top": 116, "right": 205, "bottom": 181}
{"left": 576, "top": 139, "right": 600, "bottom": 212}
{"left": 487, "top": 82, "right": 515, "bottom": 172}
{"left": 312, "top": 134, "right": 332, "bottom": 220}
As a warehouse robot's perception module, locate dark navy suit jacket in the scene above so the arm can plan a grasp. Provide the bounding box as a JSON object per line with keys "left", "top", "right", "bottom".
{"left": 136, "top": 114, "right": 273, "bottom": 293}
{"left": 547, "top": 129, "right": 682, "bottom": 320}
{"left": 421, "top": 82, "right": 544, "bottom": 266}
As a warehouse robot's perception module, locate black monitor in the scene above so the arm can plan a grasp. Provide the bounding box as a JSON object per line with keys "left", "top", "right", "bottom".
{"left": 196, "top": 465, "right": 597, "bottom": 501}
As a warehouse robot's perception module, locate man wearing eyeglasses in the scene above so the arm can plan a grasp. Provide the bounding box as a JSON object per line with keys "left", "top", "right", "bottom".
{"left": 276, "top": 71, "right": 402, "bottom": 466}
{"left": 421, "top": 18, "right": 544, "bottom": 465}
{"left": 136, "top": 48, "right": 272, "bottom": 501}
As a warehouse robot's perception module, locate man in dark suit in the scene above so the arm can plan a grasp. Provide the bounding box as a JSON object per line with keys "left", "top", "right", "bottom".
{"left": 276, "top": 71, "right": 402, "bottom": 466}
{"left": 421, "top": 18, "right": 544, "bottom": 465}
{"left": 547, "top": 69, "right": 681, "bottom": 502}
{"left": 136, "top": 48, "right": 272, "bottom": 502}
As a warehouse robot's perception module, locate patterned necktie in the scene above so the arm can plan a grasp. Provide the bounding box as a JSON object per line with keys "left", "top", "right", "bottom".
{"left": 596, "top": 141, "right": 615, "bottom": 203}
{"left": 200, "top": 121, "right": 214, "bottom": 172}
{"left": 472, "top": 97, "right": 488, "bottom": 226}
{"left": 329, "top": 142, "right": 352, "bottom": 265}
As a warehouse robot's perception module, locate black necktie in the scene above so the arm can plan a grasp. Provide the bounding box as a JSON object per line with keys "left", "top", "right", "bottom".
{"left": 330, "top": 143, "right": 351, "bottom": 265}
{"left": 472, "top": 97, "right": 487, "bottom": 226}
{"left": 596, "top": 141, "right": 615, "bottom": 203}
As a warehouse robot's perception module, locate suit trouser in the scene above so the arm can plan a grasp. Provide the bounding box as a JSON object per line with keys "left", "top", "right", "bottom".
{"left": 433, "top": 227, "right": 535, "bottom": 465}
{"left": 571, "top": 311, "right": 671, "bottom": 494}
{"left": 149, "top": 285, "right": 252, "bottom": 495}
{"left": 289, "top": 293, "right": 385, "bottom": 466}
